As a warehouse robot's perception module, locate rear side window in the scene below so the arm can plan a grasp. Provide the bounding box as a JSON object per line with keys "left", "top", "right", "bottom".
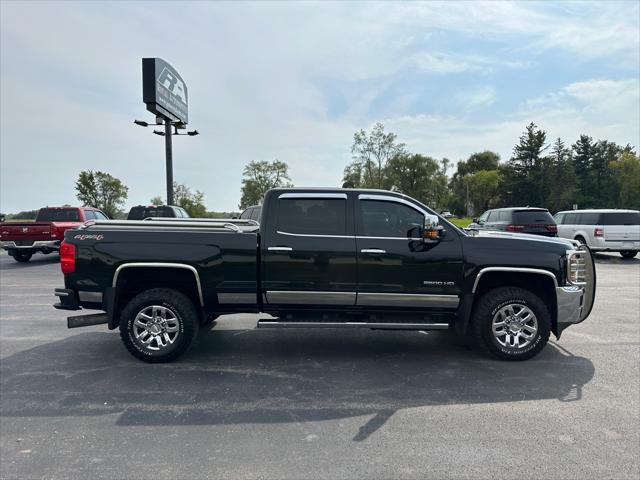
{"left": 277, "top": 198, "right": 346, "bottom": 235}
{"left": 575, "top": 213, "right": 601, "bottom": 225}
{"left": 513, "top": 210, "right": 555, "bottom": 224}
{"left": 359, "top": 200, "right": 423, "bottom": 238}
{"left": 127, "top": 207, "right": 175, "bottom": 220}
{"left": 602, "top": 212, "right": 640, "bottom": 225}
{"left": 37, "top": 208, "right": 80, "bottom": 222}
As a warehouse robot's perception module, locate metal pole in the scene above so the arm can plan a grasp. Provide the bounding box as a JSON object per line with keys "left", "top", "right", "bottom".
{"left": 165, "top": 119, "right": 174, "bottom": 205}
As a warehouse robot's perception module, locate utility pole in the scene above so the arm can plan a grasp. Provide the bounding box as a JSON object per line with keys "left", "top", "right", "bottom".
{"left": 164, "top": 120, "right": 174, "bottom": 205}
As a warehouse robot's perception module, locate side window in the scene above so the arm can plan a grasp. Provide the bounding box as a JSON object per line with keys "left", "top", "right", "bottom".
{"left": 359, "top": 200, "right": 423, "bottom": 238}
{"left": 277, "top": 199, "right": 346, "bottom": 235}
{"left": 564, "top": 213, "right": 576, "bottom": 224}
{"left": 496, "top": 211, "right": 508, "bottom": 222}
{"left": 486, "top": 211, "right": 495, "bottom": 222}
{"left": 477, "top": 211, "right": 490, "bottom": 223}
{"left": 83, "top": 210, "right": 96, "bottom": 220}
{"left": 554, "top": 213, "right": 565, "bottom": 224}
{"left": 94, "top": 211, "right": 109, "bottom": 220}
{"left": 250, "top": 207, "right": 261, "bottom": 221}
{"left": 580, "top": 213, "right": 599, "bottom": 225}
{"left": 240, "top": 208, "right": 251, "bottom": 220}
{"left": 180, "top": 208, "right": 190, "bottom": 218}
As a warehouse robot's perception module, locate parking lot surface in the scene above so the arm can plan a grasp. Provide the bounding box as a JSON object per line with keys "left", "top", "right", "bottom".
{"left": 1, "top": 252, "right": 639, "bottom": 479}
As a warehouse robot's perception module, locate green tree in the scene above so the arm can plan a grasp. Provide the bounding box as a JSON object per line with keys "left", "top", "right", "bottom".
{"left": 610, "top": 151, "right": 640, "bottom": 209}
{"left": 239, "top": 160, "right": 293, "bottom": 209}
{"left": 546, "top": 138, "right": 578, "bottom": 212}
{"left": 150, "top": 196, "right": 164, "bottom": 206}
{"left": 173, "top": 182, "right": 207, "bottom": 217}
{"left": 385, "top": 153, "right": 446, "bottom": 207}
{"left": 465, "top": 170, "right": 502, "bottom": 214}
{"left": 503, "top": 123, "right": 548, "bottom": 206}
{"left": 571, "top": 134, "right": 595, "bottom": 207}
{"left": 449, "top": 151, "right": 501, "bottom": 214}
{"left": 75, "top": 170, "right": 128, "bottom": 218}
{"left": 592, "top": 140, "right": 623, "bottom": 207}
{"left": 344, "top": 122, "right": 406, "bottom": 188}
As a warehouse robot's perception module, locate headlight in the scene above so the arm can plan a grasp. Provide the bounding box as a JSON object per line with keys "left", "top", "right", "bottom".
{"left": 567, "top": 251, "right": 587, "bottom": 285}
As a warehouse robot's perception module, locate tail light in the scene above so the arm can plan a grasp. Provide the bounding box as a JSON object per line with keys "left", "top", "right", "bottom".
{"left": 506, "top": 224, "right": 525, "bottom": 232}
{"left": 60, "top": 241, "right": 76, "bottom": 274}
{"left": 594, "top": 227, "right": 604, "bottom": 237}
{"left": 50, "top": 224, "right": 64, "bottom": 239}
{"left": 546, "top": 224, "right": 558, "bottom": 233}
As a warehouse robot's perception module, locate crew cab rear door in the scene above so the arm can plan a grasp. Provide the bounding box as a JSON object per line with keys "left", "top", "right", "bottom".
{"left": 261, "top": 192, "right": 357, "bottom": 307}
{"left": 354, "top": 194, "right": 463, "bottom": 310}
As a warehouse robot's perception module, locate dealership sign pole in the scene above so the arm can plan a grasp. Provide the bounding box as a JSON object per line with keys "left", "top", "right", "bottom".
{"left": 141, "top": 58, "right": 190, "bottom": 206}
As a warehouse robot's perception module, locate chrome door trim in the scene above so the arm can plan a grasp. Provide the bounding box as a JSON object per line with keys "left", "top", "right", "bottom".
{"left": 357, "top": 292, "right": 459, "bottom": 308}
{"left": 265, "top": 291, "right": 356, "bottom": 305}
{"left": 472, "top": 267, "right": 558, "bottom": 293}
{"left": 257, "top": 321, "right": 450, "bottom": 330}
{"left": 276, "top": 230, "right": 354, "bottom": 239}
{"left": 361, "top": 249, "right": 386, "bottom": 254}
{"left": 267, "top": 246, "right": 293, "bottom": 251}
{"left": 278, "top": 193, "right": 348, "bottom": 199}
{"left": 112, "top": 263, "right": 204, "bottom": 306}
{"left": 217, "top": 292, "right": 256, "bottom": 304}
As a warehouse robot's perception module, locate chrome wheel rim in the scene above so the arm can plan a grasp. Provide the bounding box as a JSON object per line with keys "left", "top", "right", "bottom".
{"left": 132, "top": 305, "right": 180, "bottom": 351}
{"left": 491, "top": 303, "right": 538, "bottom": 349}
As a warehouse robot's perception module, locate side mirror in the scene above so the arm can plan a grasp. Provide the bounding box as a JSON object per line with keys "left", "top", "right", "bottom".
{"left": 422, "top": 215, "right": 445, "bottom": 244}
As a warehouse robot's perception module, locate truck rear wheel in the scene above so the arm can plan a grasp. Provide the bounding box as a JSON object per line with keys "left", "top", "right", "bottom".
{"left": 620, "top": 250, "right": 637, "bottom": 259}
{"left": 12, "top": 252, "right": 33, "bottom": 263}
{"left": 119, "top": 288, "right": 200, "bottom": 363}
{"left": 472, "top": 287, "right": 550, "bottom": 361}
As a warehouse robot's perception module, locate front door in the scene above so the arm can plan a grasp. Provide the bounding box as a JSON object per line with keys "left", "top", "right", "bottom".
{"left": 261, "top": 193, "right": 357, "bottom": 308}
{"left": 354, "top": 194, "right": 463, "bottom": 310}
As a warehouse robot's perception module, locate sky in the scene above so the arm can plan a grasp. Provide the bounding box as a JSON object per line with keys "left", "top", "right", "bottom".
{"left": 1, "top": 1, "right": 639, "bottom": 213}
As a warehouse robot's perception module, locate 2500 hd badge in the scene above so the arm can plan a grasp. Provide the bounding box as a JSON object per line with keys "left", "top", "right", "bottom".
{"left": 53, "top": 188, "right": 595, "bottom": 363}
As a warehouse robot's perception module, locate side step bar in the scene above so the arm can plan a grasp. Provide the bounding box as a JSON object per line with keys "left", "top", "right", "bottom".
{"left": 257, "top": 320, "right": 449, "bottom": 330}
{"left": 67, "top": 313, "right": 108, "bottom": 329}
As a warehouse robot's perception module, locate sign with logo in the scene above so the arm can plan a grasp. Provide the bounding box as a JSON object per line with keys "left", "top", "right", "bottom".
{"left": 142, "top": 58, "right": 188, "bottom": 124}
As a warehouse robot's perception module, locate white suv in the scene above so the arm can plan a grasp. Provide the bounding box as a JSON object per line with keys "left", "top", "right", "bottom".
{"left": 554, "top": 209, "right": 640, "bottom": 259}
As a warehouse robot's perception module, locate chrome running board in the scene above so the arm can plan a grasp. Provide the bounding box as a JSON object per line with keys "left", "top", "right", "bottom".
{"left": 256, "top": 320, "right": 449, "bottom": 330}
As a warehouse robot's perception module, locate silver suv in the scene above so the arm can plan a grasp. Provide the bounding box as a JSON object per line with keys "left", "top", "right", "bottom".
{"left": 554, "top": 209, "right": 640, "bottom": 258}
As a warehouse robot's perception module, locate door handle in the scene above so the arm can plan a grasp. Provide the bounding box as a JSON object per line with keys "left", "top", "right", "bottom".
{"left": 361, "top": 248, "right": 386, "bottom": 254}
{"left": 268, "top": 246, "right": 293, "bottom": 252}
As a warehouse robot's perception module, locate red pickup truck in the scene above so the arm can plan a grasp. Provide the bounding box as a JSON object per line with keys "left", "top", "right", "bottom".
{"left": 0, "top": 206, "right": 108, "bottom": 262}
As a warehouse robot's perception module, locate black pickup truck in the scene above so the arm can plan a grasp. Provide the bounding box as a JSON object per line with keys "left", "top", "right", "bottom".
{"left": 54, "top": 188, "right": 596, "bottom": 363}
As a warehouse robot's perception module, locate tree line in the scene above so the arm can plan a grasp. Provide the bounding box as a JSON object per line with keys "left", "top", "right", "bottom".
{"left": 8, "top": 121, "right": 634, "bottom": 220}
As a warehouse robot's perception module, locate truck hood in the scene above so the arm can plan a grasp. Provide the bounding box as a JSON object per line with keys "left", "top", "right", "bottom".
{"left": 471, "top": 229, "right": 578, "bottom": 249}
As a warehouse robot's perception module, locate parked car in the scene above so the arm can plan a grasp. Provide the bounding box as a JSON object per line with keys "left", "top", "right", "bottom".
{"left": 126, "top": 205, "right": 190, "bottom": 220}
{"left": 239, "top": 204, "right": 262, "bottom": 223}
{"left": 554, "top": 209, "right": 640, "bottom": 258}
{"left": 0, "top": 206, "right": 108, "bottom": 262}
{"left": 468, "top": 207, "right": 557, "bottom": 236}
{"left": 54, "top": 188, "right": 595, "bottom": 363}
{"left": 440, "top": 210, "right": 454, "bottom": 218}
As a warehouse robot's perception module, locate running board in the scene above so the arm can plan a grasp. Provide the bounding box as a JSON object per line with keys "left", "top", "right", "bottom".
{"left": 67, "top": 313, "right": 108, "bottom": 329}
{"left": 256, "top": 320, "right": 449, "bottom": 330}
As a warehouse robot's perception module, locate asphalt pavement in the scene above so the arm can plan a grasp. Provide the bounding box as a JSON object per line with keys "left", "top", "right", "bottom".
{"left": 0, "top": 251, "right": 639, "bottom": 479}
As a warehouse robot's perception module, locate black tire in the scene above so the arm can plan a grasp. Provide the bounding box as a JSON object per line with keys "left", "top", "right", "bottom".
{"left": 119, "top": 288, "right": 200, "bottom": 363}
{"left": 472, "top": 287, "right": 551, "bottom": 361}
{"left": 12, "top": 252, "right": 32, "bottom": 263}
{"left": 575, "top": 236, "right": 587, "bottom": 246}
{"left": 620, "top": 250, "right": 638, "bottom": 259}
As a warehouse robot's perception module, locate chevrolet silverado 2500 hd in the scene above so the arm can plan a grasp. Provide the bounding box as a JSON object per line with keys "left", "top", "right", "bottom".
{"left": 53, "top": 188, "right": 595, "bottom": 363}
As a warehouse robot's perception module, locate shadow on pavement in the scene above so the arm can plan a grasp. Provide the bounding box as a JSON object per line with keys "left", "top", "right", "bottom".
{"left": 0, "top": 253, "right": 59, "bottom": 269}
{"left": 592, "top": 252, "right": 639, "bottom": 265}
{"left": 0, "top": 328, "right": 595, "bottom": 441}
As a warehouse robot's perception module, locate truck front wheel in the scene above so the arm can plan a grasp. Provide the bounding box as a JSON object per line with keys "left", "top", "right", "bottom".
{"left": 119, "top": 288, "right": 200, "bottom": 363}
{"left": 472, "top": 287, "right": 550, "bottom": 361}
